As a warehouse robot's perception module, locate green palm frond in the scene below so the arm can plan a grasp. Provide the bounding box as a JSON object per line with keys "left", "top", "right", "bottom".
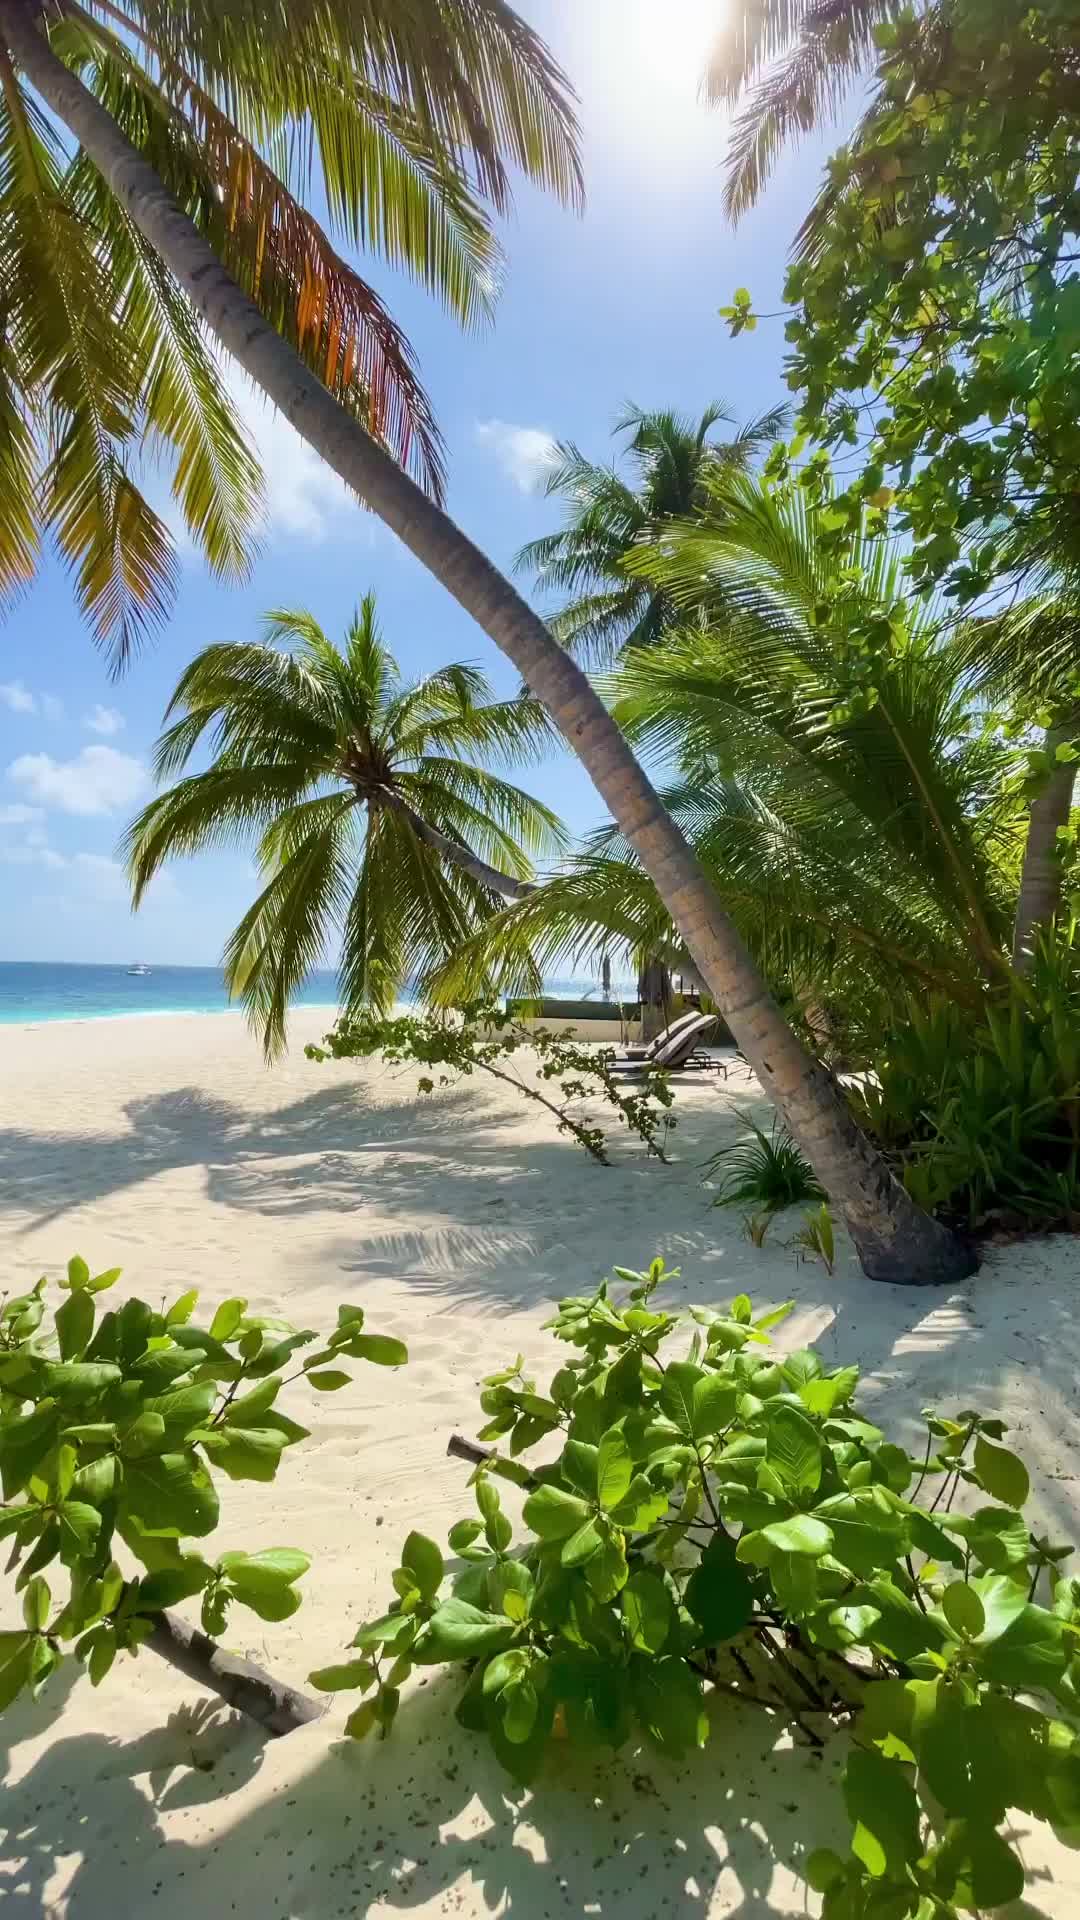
{"left": 516, "top": 402, "right": 786, "bottom": 666}
{"left": 703, "top": 0, "right": 904, "bottom": 221}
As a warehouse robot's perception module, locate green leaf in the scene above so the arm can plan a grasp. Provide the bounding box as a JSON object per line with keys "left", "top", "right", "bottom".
{"left": 86, "top": 1268, "right": 122, "bottom": 1296}
{"left": 740, "top": 1514, "right": 834, "bottom": 1560}
{"left": 523, "top": 1483, "right": 592, "bottom": 1541}
{"left": 631, "top": 1656, "right": 707, "bottom": 1754}
{"left": 0, "top": 1407, "right": 59, "bottom": 1500}
{"left": 499, "top": 1675, "right": 538, "bottom": 1745}
{"left": 416, "top": 1598, "right": 515, "bottom": 1664}
{"left": 584, "top": 1529, "right": 628, "bottom": 1602}
{"left": 843, "top": 1747, "right": 920, "bottom": 1878}
{"left": 691, "top": 1373, "right": 738, "bottom": 1438}
{"left": 764, "top": 1403, "right": 822, "bottom": 1494}
{"left": 659, "top": 1362, "right": 704, "bottom": 1436}
{"left": 231, "top": 1584, "right": 302, "bottom": 1623}
{"left": 351, "top": 1610, "right": 417, "bottom": 1652}
{"left": 23, "top": 1575, "right": 50, "bottom": 1633}
{"left": 347, "top": 1334, "right": 407, "bottom": 1367}
{"left": 684, "top": 1538, "right": 755, "bottom": 1643}
{"left": 66, "top": 1256, "right": 91, "bottom": 1292}
{"left": 562, "top": 1518, "right": 604, "bottom": 1567}
{"left": 121, "top": 1451, "right": 220, "bottom": 1536}
{"left": 977, "top": 1603, "right": 1067, "bottom": 1688}
{"left": 309, "top": 1658, "right": 375, "bottom": 1693}
{"left": 596, "top": 1428, "right": 633, "bottom": 1510}
{"left": 36, "top": 1362, "right": 122, "bottom": 1401}
{"left": 622, "top": 1570, "right": 675, "bottom": 1654}
{"left": 944, "top": 1820, "right": 1025, "bottom": 1909}
{"left": 973, "top": 1436, "right": 1029, "bottom": 1509}
{"left": 799, "top": 1367, "right": 859, "bottom": 1416}
{"left": 165, "top": 1289, "right": 199, "bottom": 1326}
{"left": 209, "top": 1298, "right": 247, "bottom": 1342}
{"left": 217, "top": 1548, "right": 310, "bottom": 1594}
{"left": 942, "top": 1582, "right": 985, "bottom": 1639}
{"left": 400, "top": 1531, "right": 444, "bottom": 1601}
{"left": 136, "top": 1563, "right": 211, "bottom": 1609}
{"left": 55, "top": 1289, "right": 94, "bottom": 1361}
{"left": 814, "top": 1488, "right": 907, "bottom": 1576}
{"left": 56, "top": 1501, "right": 102, "bottom": 1567}
{"left": 344, "top": 1700, "right": 378, "bottom": 1739}
{"left": 448, "top": 1519, "right": 484, "bottom": 1553}
{"left": 805, "top": 1848, "right": 845, "bottom": 1893}
{"left": 0, "top": 1633, "right": 33, "bottom": 1711}
{"left": 221, "top": 1376, "right": 282, "bottom": 1425}
{"left": 306, "top": 1370, "right": 352, "bottom": 1391}
{"left": 199, "top": 1426, "right": 288, "bottom": 1482}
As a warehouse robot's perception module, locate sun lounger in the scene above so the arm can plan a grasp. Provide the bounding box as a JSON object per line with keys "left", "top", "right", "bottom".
{"left": 608, "top": 1011, "right": 720, "bottom": 1076}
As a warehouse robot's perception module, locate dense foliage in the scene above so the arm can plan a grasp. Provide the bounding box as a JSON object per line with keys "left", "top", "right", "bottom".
{"left": 0, "top": 1257, "right": 405, "bottom": 1708}
{"left": 320, "top": 1257, "right": 1080, "bottom": 1916}
{"left": 306, "top": 998, "right": 676, "bottom": 1163}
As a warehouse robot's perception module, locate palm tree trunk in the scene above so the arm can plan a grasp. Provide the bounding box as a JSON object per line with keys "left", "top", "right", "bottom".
{"left": 1011, "top": 725, "right": 1077, "bottom": 973}
{"left": 379, "top": 790, "right": 536, "bottom": 901}
{"left": 4, "top": 4, "right": 973, "bottom": 1284}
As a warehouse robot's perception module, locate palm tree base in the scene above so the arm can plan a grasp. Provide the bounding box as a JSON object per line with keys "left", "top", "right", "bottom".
{"left": 849, "top": 1214, "right": 977, "bottom": 1287}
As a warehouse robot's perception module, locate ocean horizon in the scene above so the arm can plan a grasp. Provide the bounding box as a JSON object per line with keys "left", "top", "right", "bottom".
{"left": 0, "top": 961, "right": 634, "bottom": 1028}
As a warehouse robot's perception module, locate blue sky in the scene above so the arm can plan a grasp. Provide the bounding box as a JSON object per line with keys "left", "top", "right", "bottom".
{"left": 0, "top": 0, "right": 843, "bottom": 965}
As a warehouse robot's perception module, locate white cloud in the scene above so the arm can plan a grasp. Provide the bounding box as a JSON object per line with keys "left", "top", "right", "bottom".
{"left": 0, "top": 803, "right": 43, "bottom": 827}
{"left": 0, "top": 680, "right": 36, "bottom": 715}
{"left": 474, "top": 419, "right": 558, "bottom": 494}
{"left": 227, "top": 370, "right": 361, "bottom": 541}
{"left": 84, "top": 704, "right": 125, "bottom": 737}
{"left": 7, "top": 745, "right": 148, "bottom": 817}
{"left": 0, "top": 844, "right": 66, "bottom": 870}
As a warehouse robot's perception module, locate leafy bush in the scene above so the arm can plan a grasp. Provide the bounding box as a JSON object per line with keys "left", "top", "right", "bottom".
{"left": 790, "top": 1202, "right": 836, "bottom": 1276}
{"left": 320, "top": 1258, "right": 1080, "bottom": 1917}
{"left": 703, "top": 1113, "right": 825, "bottom": 1213}
{"left": 0, "top": 1258, "right": 406, "bottom": 1708}
{"left": 851, "top": 925, "right": 1080, "bottom": 1230}
{"left": 307, "top": 997, "right": 676, "bottom": 1163}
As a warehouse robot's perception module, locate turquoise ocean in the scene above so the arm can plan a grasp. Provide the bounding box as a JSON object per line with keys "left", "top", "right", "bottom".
{"left": 0, "top": 962, "right": 629, "bottom": 1028}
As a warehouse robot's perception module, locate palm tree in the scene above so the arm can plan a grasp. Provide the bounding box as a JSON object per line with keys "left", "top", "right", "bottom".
{"left": 702, "top": 0, "right": 903, "bottom": 221}
{"left": 3, "top": 2, "right": 972, "bottom": 1284}
{"left": 434, "top": 474, "right": 1023, "bottom": 1044}
{"left": 124, "top": 597, "right": 565, "bottom": 1055}
{"left": 517, "top": 402, "right": 788, "bottom": 667}
{"left": 0, "top": 0, "right": 581, "bottom": 665}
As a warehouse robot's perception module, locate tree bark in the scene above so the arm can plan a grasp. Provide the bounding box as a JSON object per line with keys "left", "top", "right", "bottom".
{"left": 1012, "top": 725, "right": 1077, "bottom": 974}
{"left": 145, "top": 1609, "right": 324, "bottom": 1735}
{"left": 377, "top": 789, "right": 536, "bottom": 901}
{"left": 3, "top": 3, "right": 973, "bottom": 1284}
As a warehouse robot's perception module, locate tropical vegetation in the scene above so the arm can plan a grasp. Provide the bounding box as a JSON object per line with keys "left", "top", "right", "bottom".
{"left": 320, "top": 1255, "right": 1080, "bottom": 1918}
{"left": 125, "top": 598, "right": 565, "bottom": 1055}
{"left": 1, "top": 0, "right": 966, "bottom": 1282}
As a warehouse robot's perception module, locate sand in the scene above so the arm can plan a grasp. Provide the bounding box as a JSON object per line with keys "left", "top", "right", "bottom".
{"left": 1, "top": 1008, "right": 1079, "bottom": 1918}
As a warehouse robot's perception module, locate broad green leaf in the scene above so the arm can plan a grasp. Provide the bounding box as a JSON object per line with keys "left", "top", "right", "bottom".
{"left": 0, "top": 1407, "right": 59, "bottom": 1500}
{"left": 145, "top": 1383, "right": 217, "bottom": 1439}
{"left": 56, "top": 1501, "right": 102, "bottom": 1567}
{"left": 799, "top": 1366, "right": 859, "bottom": 1417}
{"left": 780, "top": 1350, "right": 822, "bottom": 1388}
{"left": 345, "top": 1701, "right": 378, "bottom": 1739}
{"left": 691, "top": 1373, "right": 738, "bottom": 1439}
{"left": 165, "top": 1289, "right": 198, "bottom": 1326}
{"left": 73, "top": 1455, "right": 117, "bottom": 1507}
{"left": 805, "top": 1848, "right": 845, "bottom": 1893}
{"left": 415, "top": 1598, "right": 515, "bottom": 1664}
{"left": 596, "top": 1428, "right": 633, "bottom": 1510}
{"left": 560, "top": 1440, "right": 600, "bottom": 1498}
{"left": 659, "top": 1362, "right": 705, "bottom": 1437}
{"left": 944, "top": 1819, "right": 1026, "bottom": 1909}
{"left": 347, "top": 1334, "right": 407, "bottom": 1367}
{"left": 814, "top": 1488, "right": 907, "bottom": 1576}
{"left": 400, "top": 1532, "right": 443, "bottom": 1601}
{"left": 562, "top": 1518, "right": 604, "bottom": 1567}
{"left": 55, "top": 1289, "right": 94, "bottom": 1361}
{"left": 489, "top": 1561, "right": 534, "bottom": 1622}
{"left": 233, "top": 1584, "right": 302, "bottom": 1623}
{"left": 740, "top": 1514, "right": 833, "bottom": 1560}
{"left": 351, "top": 1611, "right": 417, "bottom": 1652}
{"left": 121, "top": 1450, "right": 219, "bottom": 1536}
{"left": 66, "top": 1256, "right": 90, "bottom": 1292}
{"left": 209, "top": 1297, "right": 247, "bottom": 1342}
{"left": 198, "top": 1427, "right": 288, "bottom": 1482}
{"left": 631, "top": 1655, "right": 707, "bottom": 1754}
{"left": 23, "top": 1575, "right": 50, "bottom": 1633}
{"left": 309, "top": 1658, "right": 375, "bottom": 1692}
{"left": 122, "top": 1412, "right": 168, "bottom": 1458}
{"left": 763, "top": 1403, "right": 822, "bottom": 1495}
{"left": 217, "top": 1549, "right": 311, "bottom": 1594}
{"left": 977, "top": 1604, "right": 1067, "bottom": 1688}
{"left": 973, "top": 1437, "right": 1029, "bottom": 1510}
{"left": 843, "top": 1747, "right": 920, "bottom": 1878}
{"left": 499, "top": 1675, "right": 538, "bottom": 1745}
{"left": 970, "top": 1573, "right": 1029, "bottom": 1643}
{"left": 306, "top": 1369, "right": 352, "bottom": 1391}
{"left": 684, "top": 1539, "right": 755, "bottom": 1643}
{"left": 36, "top": 1362, "right": 121, "bottom": 1401}
{"left": 584, "top": 1529, "right": 628, "bottom": 1602}
{"left": 942, "top": 1582, "right": 985, "bottom": 1639}
{"left": 622, "top": 1570, "right": 675, "bottom": 1654}
{"left": 523, "top": 1483, "right": 591, "bottom": 1541}
{"left": 221, "top": 1376, "right": 282, "bottom": 1425}
{"left": 0, "top": 1633, "right": 33, "bottom": 1710}
{"left": 448, "top": 1519, "right": 483, "bottom": 1552}
{"left": 86, "top": 1268, "right": 122, "bottom": 1296}
{"left": 136, "top": 1563, "right": 211, "bottom": 1609}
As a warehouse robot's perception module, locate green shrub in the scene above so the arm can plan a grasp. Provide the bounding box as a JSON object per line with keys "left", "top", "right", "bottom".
{"left": 703, "top": 1112, "right": 825, "bottom": 1213}
{"left": 851, "top": 924, "right": 1080, "bottom": 1229}
{"left": 0, "top": 1258, "right": 406, "bottom": 1707}
{"left": 321, "top": 1257, "right": 1080, "bottom": 1917}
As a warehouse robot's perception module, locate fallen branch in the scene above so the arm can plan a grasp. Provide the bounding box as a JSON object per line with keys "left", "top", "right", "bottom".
{"left": 147, "top": 1610, "right": 325, "bottom": 1736}
{"left": 447, "top": 1432, "right": 538, "bottom": 1490}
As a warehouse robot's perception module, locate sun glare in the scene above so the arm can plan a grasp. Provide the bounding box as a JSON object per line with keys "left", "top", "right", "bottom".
{"left": 574, "top": 0, "right": 725, "bottom": 178}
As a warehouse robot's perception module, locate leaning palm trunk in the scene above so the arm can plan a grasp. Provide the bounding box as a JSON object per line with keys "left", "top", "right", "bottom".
{"left": 1012, "top": 725, "right": 1077, "bottom": 972}
{"left": 5, "top": 7, "right": 972, "bottom": 1285}
{"left": 378, "top": 790, "right": 536, "bottom": 902}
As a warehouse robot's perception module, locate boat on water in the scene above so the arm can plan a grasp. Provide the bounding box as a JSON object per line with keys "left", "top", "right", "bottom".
{"left": 126, "top": 963, "right": 152, "bottom": 977}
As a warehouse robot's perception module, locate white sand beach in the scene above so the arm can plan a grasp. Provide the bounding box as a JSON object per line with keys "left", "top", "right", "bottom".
{"left": 2, "top": 1009, "right": 1079, "bottom": 1917}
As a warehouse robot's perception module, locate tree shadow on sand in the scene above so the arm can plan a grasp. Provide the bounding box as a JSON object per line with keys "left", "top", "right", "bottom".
{"left": 3, "top": 1663, "right": 1068, "bottom": 1920}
